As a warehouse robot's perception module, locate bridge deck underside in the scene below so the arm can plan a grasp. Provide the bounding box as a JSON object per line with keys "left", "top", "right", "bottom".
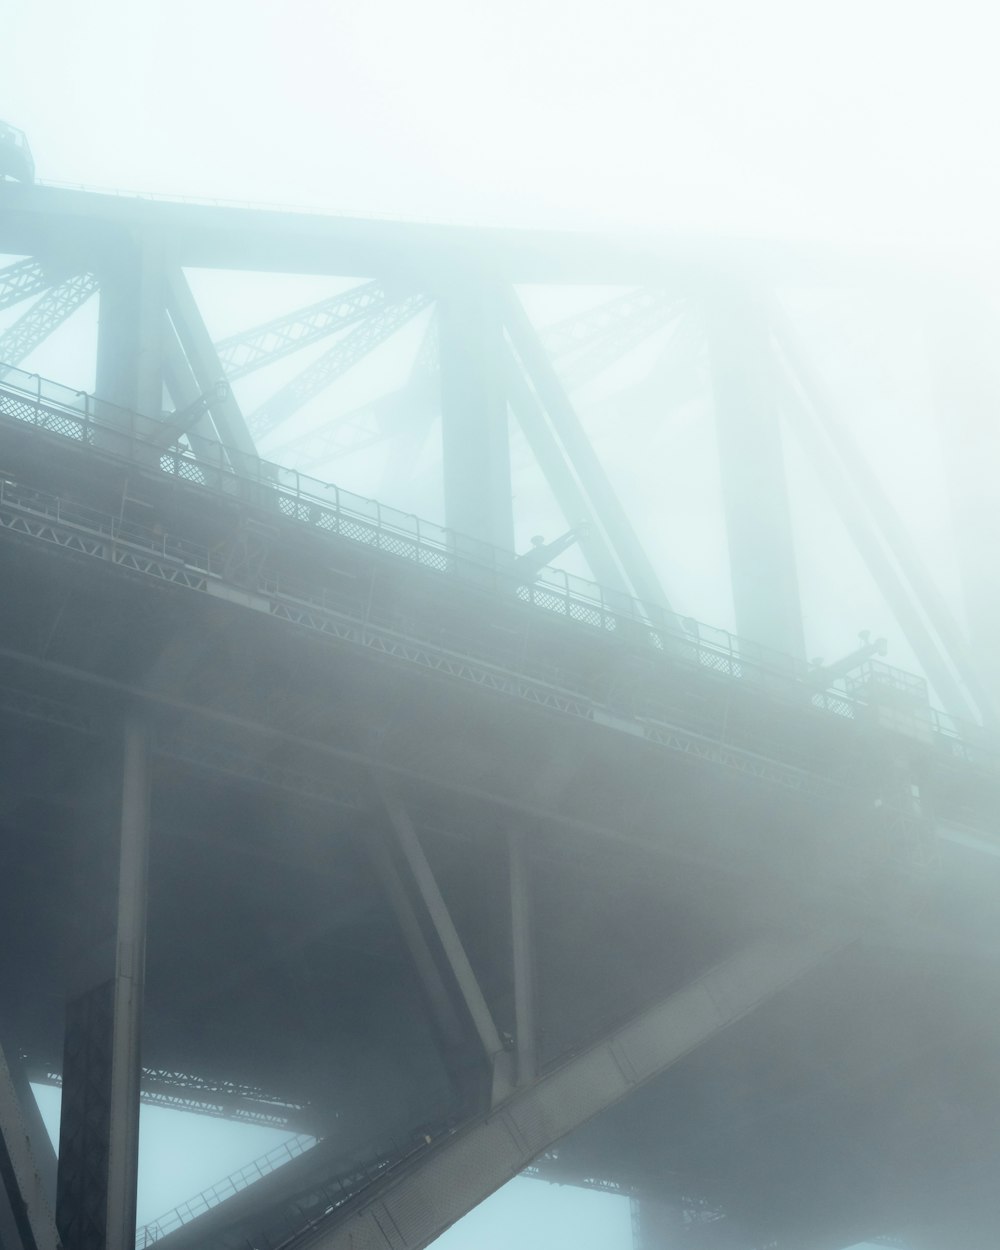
{"left": 1, "top": 414, "right": 1000, "bottom": 1249}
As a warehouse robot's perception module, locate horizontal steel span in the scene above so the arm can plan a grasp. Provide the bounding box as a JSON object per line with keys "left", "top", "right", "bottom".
{"left": 0, "top": 368, "right": 986, "bottom": 804}
{"left": 0, "top": 182, "right": 944, "bottom": 285}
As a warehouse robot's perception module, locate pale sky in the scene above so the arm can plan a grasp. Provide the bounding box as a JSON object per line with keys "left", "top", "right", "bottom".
{"left": 5, "top": 0, "right": 1000, "bottom": 248}
{"left": 7, "top": 3, "right": 991, "bottom": 1244}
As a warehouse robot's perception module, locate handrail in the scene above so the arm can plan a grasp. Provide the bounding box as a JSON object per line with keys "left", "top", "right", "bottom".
{"left": 0, "top": 363, "right": 989, "bottom": 761}
{"left": 135, "top": 1134, "right": 316, "bottom": 1247}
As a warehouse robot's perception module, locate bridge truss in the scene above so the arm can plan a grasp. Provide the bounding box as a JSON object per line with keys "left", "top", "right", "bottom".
{"left": 1, "top": 183, "right": 999, "bottom": 1250}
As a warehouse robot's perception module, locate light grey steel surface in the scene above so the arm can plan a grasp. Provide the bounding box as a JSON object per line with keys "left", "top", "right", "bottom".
{"left": 438, "top": 286, "right": 514, "bottom": 552}
{"left": 706, "top": 287, "right": 805, "bottom": 662}
{"left": 214, "top": 280, "right": 387, "bottom": 380}
{"left": 248, "top": 294, "right": 432, "bottom": 443}
{"left": 0, "top": 1039, "right": 58, "bottom": 1250}
{"left": 0, "top": 182, "right": 935, "bottom": 285}
{"left": 504, "top": 353, "right": 630, "bottom": 595}
{"left": 295, "top": 930, "right": 848, "bottom": 1250}
{"left": 96, "top": 242, "right": 165, "bottom": 418}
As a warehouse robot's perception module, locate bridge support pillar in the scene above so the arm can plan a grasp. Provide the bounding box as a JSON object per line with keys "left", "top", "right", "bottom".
{"left": 706, "top": 287, "right": 805, "bottom": 660}
{"left": 508, "top": 827, "right": 536, "bottom": 1086}
{"left": 56, "top": 717, "right": 151, "bottom": 1250}
{"left": 96, "top": 239, "right": 165, "bottom": 418}
{"left": 438, "top": 285, "right": 514, "bottom": 555}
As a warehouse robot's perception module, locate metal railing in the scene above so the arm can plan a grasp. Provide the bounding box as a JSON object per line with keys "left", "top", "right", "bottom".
{"left": 0, "top": 364, "right": 991, "bottom": 765}
{"left": 133, "top": 1122, "right": 448, "bottom": 1250}
{"left": 135, "top": 1134, "right": 316, "bottom": 1247}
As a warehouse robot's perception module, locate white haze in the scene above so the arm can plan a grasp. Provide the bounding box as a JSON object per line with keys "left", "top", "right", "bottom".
{"left": 7, "top": 2, "right": 993, "bottom": 1246}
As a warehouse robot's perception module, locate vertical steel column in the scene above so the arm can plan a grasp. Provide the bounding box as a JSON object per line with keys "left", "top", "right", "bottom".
{"left": 706, "top": 286, "right": 805, "bottom": 659}
{"left": 926, "top": 289, "right": 1000, "bottom": 716}
{"left": 96, "top": 237, "right": 164, "bottom": 417}
{"left": 438, "top": 284, "right": 515, "bottom": 553}
{"left": 56, "top": 718, "right": 151, "bottom": 1250}
{"left": 508, "top": 828, "right": 536, "bottom": 1086}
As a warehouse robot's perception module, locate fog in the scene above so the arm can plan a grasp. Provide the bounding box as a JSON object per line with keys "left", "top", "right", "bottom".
{"left": 3, "top": 2, "right": 997, "bottom": 1248}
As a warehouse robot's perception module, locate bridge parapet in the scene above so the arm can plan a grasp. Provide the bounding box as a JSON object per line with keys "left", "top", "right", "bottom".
{"left": 0, "top": 363, "right": 987, "bottom": 780}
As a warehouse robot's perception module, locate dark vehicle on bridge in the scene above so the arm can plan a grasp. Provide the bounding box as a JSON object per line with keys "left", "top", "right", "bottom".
{"left": 0, "top": 121, "right": 34, "bottom": 183}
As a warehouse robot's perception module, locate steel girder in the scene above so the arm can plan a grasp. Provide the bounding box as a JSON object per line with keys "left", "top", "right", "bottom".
{"left": 502, "top": 287, "right": 675, "bottom": 617}
{"left": 213, "top": 280, "right": 388, "bottom": 381}
{"left": 269, "top": 287, "right": 678, "bottom": 473}
{"left": 248, "top": 293, "right": 432, "bottom": 442}
{"left": 0, "top": 1040, "right": 58, "bottom": 1250}
{"left": 267, "top": 376, "right": 438, "bottom": 468}
{"left": 28, "top": 1066, "right": 310, "bottom": 1133}
{"left": 95, "top": 243, "right": 166, "bottom": 417}
{"left": 0, "top": 181, "right": 903, "bottom": 284}
{"left": 286, "top": 931, "right": 849, "bottom": 1250}
{"left": 164, "top": 270, "right": 258, "bottom": 458}
{"left": 0, "top": 258, "right": 52, "bottom": 313}
{"left": 0, "top": 274, "right": 98, "bottom": 375}
{"left": 542, "top": 288, "right": 679, "bottom": 390}
{"left": 771, "top": 309, "right": 986, "bottom": 727}
{"left": 0, "top": 380, "right": 965, "bottom": 805}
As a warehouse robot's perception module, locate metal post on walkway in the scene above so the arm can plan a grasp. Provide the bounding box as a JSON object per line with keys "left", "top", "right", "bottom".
{"left": 706, "top": 284, "right": 805, "bottom": 661}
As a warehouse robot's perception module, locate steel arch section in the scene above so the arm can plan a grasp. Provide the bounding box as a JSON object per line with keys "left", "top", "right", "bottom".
{"left": 293, "top": 930, "right": 848, "bottom": 1250}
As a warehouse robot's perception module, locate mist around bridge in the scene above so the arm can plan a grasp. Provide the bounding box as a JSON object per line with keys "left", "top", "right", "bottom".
{"left": 3, "top": 2, "right": 998, "bottom": 1250}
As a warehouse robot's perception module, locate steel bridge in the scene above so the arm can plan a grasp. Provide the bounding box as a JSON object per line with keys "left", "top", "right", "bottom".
{"left": 1, "top": 180, "right": 1000, "bottom": 1250}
